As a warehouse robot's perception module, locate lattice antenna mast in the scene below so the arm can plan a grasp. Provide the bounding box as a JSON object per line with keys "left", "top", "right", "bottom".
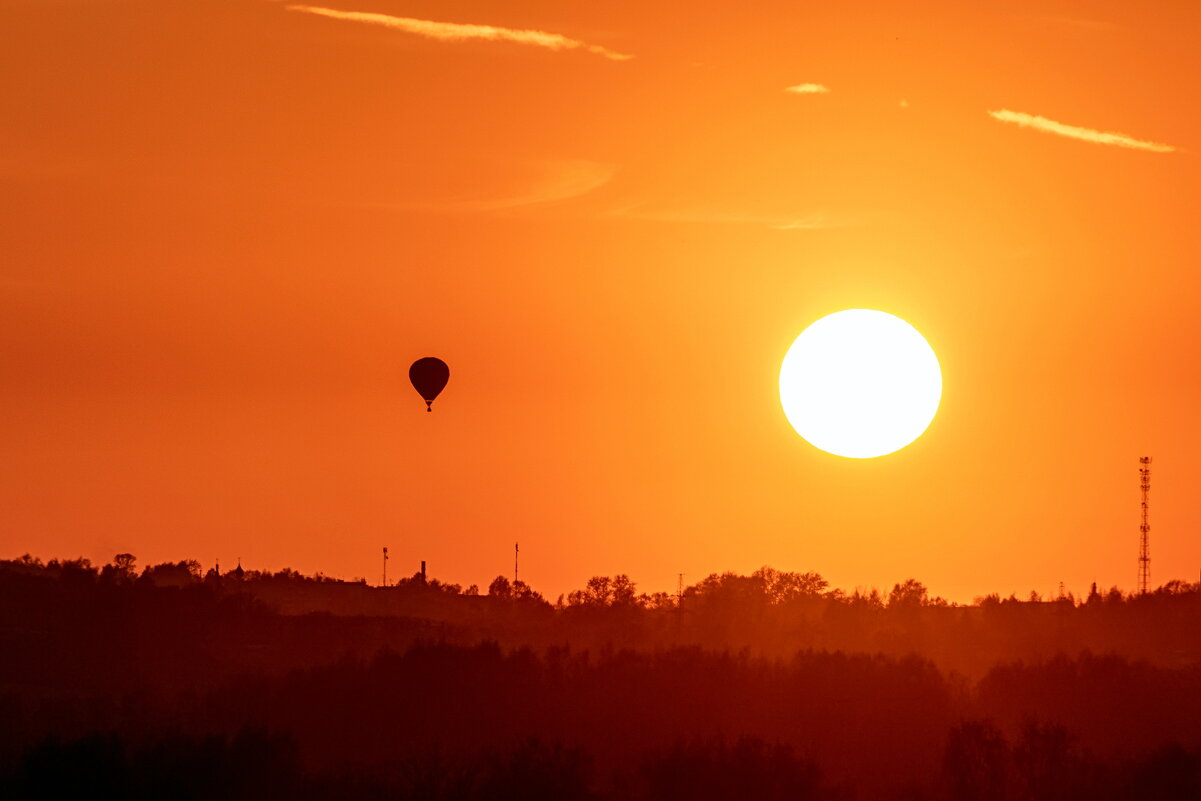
{"left": 382, "top": 546, "right": 389, "bottom": 587}
{"left": 1138, "top": 457, "right": 1151, "bottom": 594}
{"left": 514, "top": 542, "right": 519, "bottom": 585}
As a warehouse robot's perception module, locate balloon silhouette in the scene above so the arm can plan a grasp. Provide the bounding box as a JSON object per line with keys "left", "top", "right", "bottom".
{"left": 409, "top": 357, "right": 450, "bottom": 412}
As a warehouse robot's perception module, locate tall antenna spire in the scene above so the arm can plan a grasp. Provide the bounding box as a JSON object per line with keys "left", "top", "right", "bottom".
{"left": 1138, "top": 457, "right": 1151, "bottom": 594}
{"left": 514, "top": 542, "right": 519, "bottom": 584}
{"left": 382, "top": 546, "right": 389, "bottom": 587}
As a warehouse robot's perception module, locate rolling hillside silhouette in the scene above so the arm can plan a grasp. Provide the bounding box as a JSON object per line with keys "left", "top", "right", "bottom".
{"left": 1, "top": 554, "right": 1198, "bottom": 799}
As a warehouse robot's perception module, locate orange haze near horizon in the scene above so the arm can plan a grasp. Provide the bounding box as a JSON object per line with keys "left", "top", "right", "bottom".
{"left": 3, "top": 0, "right": 1200, "bottom": 602}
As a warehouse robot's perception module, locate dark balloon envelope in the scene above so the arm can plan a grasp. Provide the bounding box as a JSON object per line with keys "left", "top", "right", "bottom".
{"left": 409, "top": 357, "right": 450, "bottom": 412}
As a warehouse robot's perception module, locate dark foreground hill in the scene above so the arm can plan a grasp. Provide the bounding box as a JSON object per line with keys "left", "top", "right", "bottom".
{"left": 1, "top": 555, "right": 1198, "bottom": 799}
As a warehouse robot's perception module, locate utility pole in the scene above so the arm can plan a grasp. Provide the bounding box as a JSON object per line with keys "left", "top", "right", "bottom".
{"left": 382, "top": 546, "right": 389, "bottom": 587}
{"left": 1139, "top": 457, "right": 1151, "bottom": 594}
{"left": 675, "top": 573, "right": 685, "bottom": 636}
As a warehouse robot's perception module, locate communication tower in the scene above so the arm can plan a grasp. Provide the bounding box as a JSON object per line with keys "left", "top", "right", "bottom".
{"left": 514, "top": 542, "right": 519, "bottom": 584}
{"left": 382, "top": 546, "right": 389, "bottom": 587}
{"left": 1138, "top": 457, "right": 1151, "bottom": 594}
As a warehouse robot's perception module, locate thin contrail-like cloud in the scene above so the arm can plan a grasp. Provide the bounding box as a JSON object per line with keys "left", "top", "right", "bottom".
{"left": 609, "top": 204, "right": 839, "bottom": 231}
{"left": 988, "top": 109, "right": 1175, "bottom": 153}
{"left": 784, "top": 83, "right": 830, "bottom": 94}
{"left": 456, "top": 161, "right": 616, "bottom": 212}
{"left": 285, "top": 5, "right": 633, "bottom": 61}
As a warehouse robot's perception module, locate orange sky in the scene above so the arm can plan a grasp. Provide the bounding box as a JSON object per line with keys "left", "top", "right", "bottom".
{"left": 3, "top": 0, "right": 1200, "bottom": 602}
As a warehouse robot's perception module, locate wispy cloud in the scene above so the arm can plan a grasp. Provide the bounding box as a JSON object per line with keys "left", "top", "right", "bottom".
{"left": 285, "top": 5, "right": 633, "bottom": 61}
{"left": 988, "top": 109, "right": 1176, "bottom": 153}
{"left": 1032, "top": 15, "right": 1118, "bottom": 33}
{"left": 772, "top": 213, "right": 836, "bottom": 231}
{"left": 340, "top": 160, "right": 615, "bottom": 216}
{"left": 456, "top": 161, "right": 615, "bottom": 212}
{"left": 784, "top": 83, "right": 830, "bottom": 94}
{"left": 610, "top": 205, "right": 838, "bottom": 231}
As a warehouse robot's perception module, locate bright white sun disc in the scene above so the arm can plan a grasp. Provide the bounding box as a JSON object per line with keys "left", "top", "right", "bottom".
{"left": 779, "top": 309, "right": 941, "bottom": 458}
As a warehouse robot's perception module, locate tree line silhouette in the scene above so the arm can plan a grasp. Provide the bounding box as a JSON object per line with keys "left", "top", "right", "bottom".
{"left": 0, "top": 554, "right": 1198, "bottom": 799}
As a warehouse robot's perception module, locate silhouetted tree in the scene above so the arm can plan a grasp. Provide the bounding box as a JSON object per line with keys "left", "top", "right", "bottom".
{"left": 100, "top": 553, "right": 137, "bottom": 584}
{"left": 511, "top": 580, "right": 546, "bottom": 604}
{"left": 478, "top": 739, "right": 594, "bottom": 801}
{"left": 943, "top": 720, "right": 1008, "bottom": 801}
{"left": 1132, "top": 742, "right": 1201, "bottom": 799}
{"left": 639, "top": 737, "right": 826, "bottom": 801}
{"left": 890, "top": 579, "right": 930, "bottom": 609}
{"left": 489, "top": 575, "right": 513, "bottom": 600}
{"left": 141, "top": 560, "right": 200, "bottom": 588}
{"left": 1011, "top": 722, "right": 1075, "bottom": 801}
{"left": 753, "top": 567, "right": 829, "bottom": 603}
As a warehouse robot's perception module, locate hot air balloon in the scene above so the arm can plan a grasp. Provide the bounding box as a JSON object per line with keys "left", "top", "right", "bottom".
{"left": 409, "top": 357, "right": 449, "bottom": 412}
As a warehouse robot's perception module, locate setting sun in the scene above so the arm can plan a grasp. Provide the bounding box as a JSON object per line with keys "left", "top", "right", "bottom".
{"left": 780, "top": 309, "right": 942, "bottom": 458}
